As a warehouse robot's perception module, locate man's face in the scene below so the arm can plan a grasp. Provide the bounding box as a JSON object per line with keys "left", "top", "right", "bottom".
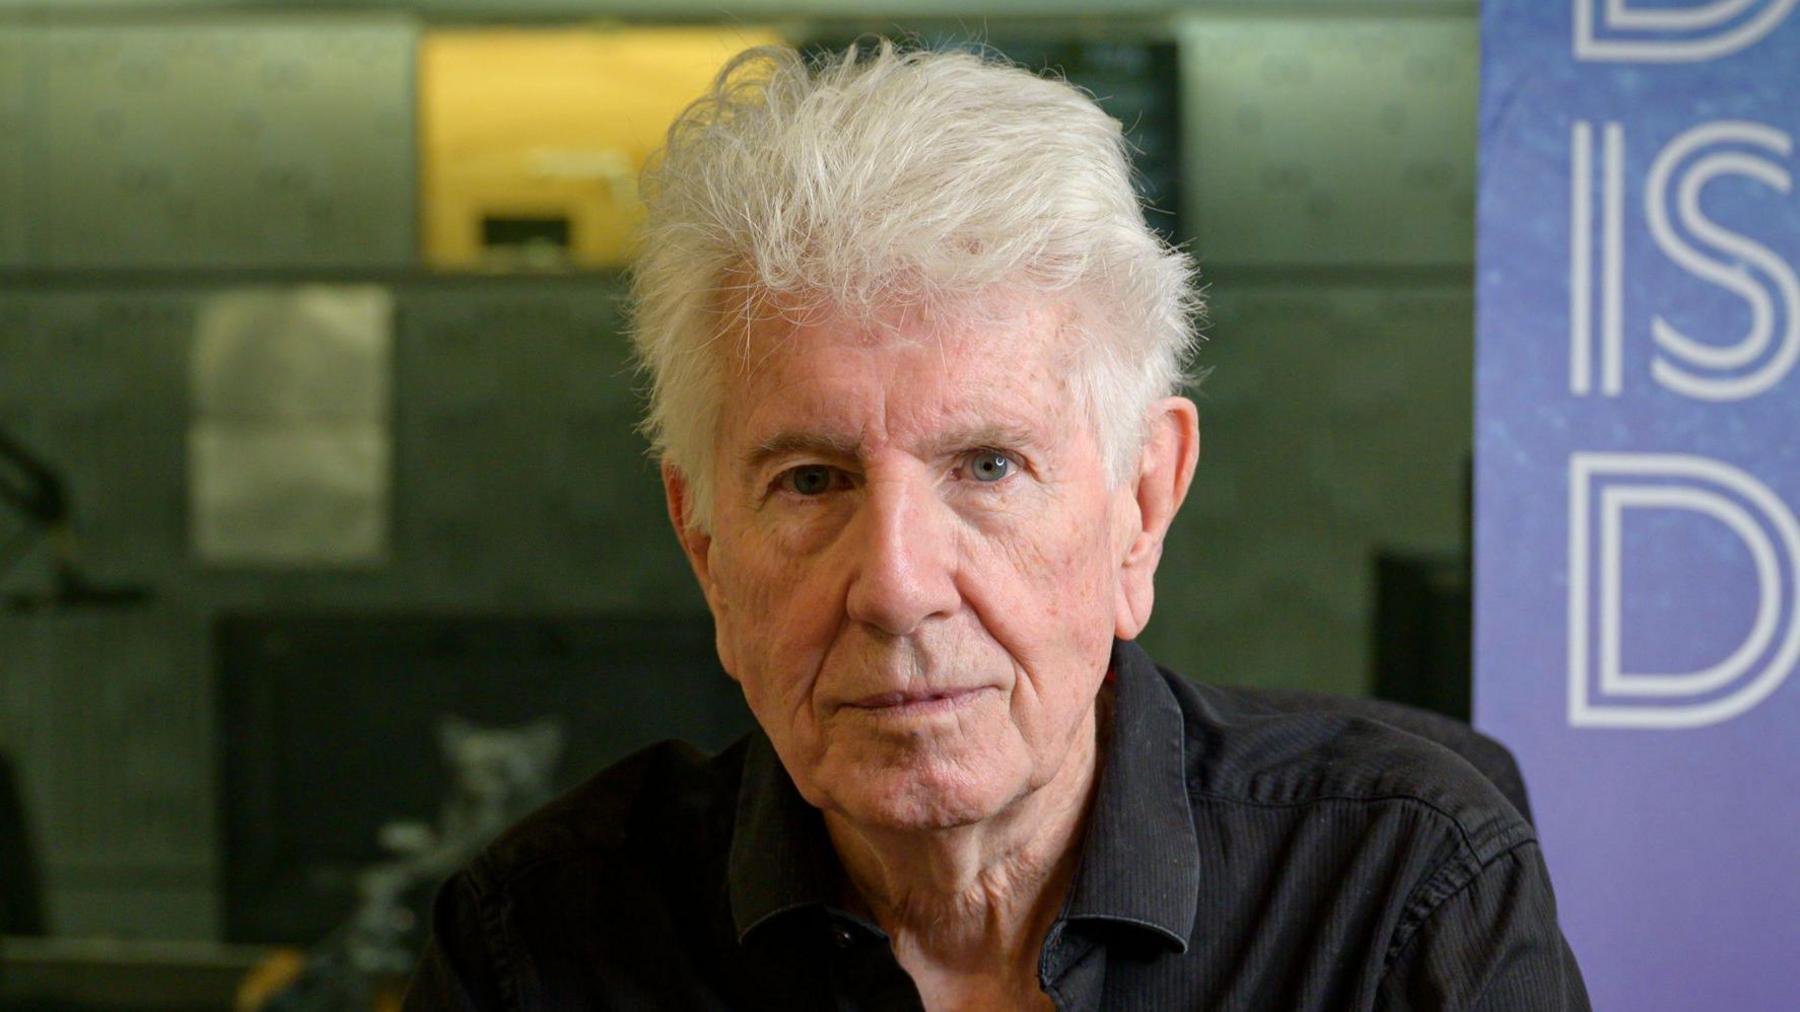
{"left": 674, "top": 291, "right": 1142, "bottom": 832}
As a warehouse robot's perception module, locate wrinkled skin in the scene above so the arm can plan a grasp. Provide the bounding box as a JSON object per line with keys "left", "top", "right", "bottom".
{"left": 663, "top": 289, "right": 1198, "bottom": 1008}
{"left": 664, "top": 290, "right": 1197, "bottom": 837}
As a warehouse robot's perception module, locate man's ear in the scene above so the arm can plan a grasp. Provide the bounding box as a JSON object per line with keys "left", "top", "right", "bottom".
{"left": 663, "top": 463, "right": 739, "bottom": 677}
{"left": 662, "top": 462, "right": 711, "bottom": 582}
{"left": 1114, "top": 396, "right": 1200, "bottom": 641}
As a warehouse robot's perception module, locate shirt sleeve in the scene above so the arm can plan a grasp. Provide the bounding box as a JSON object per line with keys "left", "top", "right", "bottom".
{"left": 402, "top": 870, "right": 509, "bottom": 1012}
{"left": 1376, "top": 841, "right": 1591, "bottom": 1011}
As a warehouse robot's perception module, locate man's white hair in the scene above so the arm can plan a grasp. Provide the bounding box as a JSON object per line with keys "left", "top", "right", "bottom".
{"left": 631, "top": 39, "right": 1202, "bottom": 528}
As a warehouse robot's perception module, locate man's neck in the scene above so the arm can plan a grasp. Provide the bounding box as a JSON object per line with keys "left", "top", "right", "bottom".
{"left": 822, "top": 694, "right": 1108, "bottom": 1006}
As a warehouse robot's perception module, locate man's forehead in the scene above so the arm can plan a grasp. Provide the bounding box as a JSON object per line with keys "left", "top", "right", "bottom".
{"left": 707, "top": 284, "right": 1091, "bottom": 462}
{"left": 724, "top": 355, "right": 1080, "bottom": 476}
{"left": 714, "top": 281, "right": 1080, "bottom": 363}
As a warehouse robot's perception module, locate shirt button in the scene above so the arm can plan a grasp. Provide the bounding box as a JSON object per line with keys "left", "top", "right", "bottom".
{"left": 830, "top": 924, "right": 856, "bottom": 950}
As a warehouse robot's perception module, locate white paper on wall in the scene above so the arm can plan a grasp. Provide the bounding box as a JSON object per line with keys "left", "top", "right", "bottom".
{"left": 189, "top": 285, "right": 392, "bottom": 566}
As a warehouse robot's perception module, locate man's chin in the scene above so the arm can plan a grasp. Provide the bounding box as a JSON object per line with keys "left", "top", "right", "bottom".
{"left": 824, "top": 766, "right": 1022, "bottom": 833}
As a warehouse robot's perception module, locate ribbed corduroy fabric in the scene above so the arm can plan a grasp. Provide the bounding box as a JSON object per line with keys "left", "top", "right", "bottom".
{"left": 404, "top": 641, "right": 1589, "bottom": 1010}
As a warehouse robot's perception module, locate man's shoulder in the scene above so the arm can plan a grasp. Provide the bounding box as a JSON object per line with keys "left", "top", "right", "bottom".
{"left": 1156, "top": 665, "right": 1536, "bottom": 863}
{"left": 459, "top": 736, "right": 749, "bottom": 899}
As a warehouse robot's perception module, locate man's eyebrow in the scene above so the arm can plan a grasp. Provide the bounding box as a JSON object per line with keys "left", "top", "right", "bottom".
{"left": 921, "top": 423, "right": 1044, "bottom": 457}
{"left": 742, "top": 432, "right": 862, "bottom": 471}
{"left": 742, "top": 423, "right": 1047, "bottom": 472}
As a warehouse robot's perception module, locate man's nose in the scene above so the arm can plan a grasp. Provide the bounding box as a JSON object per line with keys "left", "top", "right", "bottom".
{"left": 842, "top": 472, "right": 960, "bottom": 636}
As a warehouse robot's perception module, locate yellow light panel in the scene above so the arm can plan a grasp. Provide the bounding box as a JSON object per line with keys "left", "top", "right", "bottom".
{"left": 420, "top": 26, "right": 782, "bottom": 270}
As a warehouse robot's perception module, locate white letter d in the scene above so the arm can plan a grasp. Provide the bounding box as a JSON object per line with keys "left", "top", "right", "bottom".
{"left": 1569, "top": 452, "right": 1800, "bottom": 728}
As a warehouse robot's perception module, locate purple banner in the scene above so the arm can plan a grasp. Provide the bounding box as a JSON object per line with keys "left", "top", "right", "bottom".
{"left": 1476, "top": 1, "right": 1800, "bottom": 1009}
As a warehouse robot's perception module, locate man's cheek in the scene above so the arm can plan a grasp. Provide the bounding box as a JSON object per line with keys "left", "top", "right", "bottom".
{"left": 722, "top": 548, "right": 808, "bottom": 632}
{"left": 717, "top": 553, "right": 816, "bottom": 699}
{"left": 1001, "top": 521, "right": 1108, "bottom": 620}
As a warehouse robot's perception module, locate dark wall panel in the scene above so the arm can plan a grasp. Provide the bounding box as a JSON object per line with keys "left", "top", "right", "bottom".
{"left": 34, "top": 19, "right": 416, "bottom": 269}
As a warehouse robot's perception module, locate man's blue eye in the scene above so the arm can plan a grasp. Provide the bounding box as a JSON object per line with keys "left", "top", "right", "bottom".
{"left": 969, "top": 452, "right": 1012, "bottom": 483}
{"left": 786, "top": 465, "right": 835, "bottom": 496}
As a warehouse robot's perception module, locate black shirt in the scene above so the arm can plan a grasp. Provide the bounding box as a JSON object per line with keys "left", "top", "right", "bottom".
{"left": 403, "top": 641, "right": 1589, "bottom": 1010}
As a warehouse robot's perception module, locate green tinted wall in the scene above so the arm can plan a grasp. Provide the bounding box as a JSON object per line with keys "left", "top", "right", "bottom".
{"left": 0, "top": 3, "right": 1477, "bottom": 938}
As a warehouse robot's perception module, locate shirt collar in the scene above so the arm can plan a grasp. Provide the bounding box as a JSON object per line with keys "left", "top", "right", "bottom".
{"left": 726, "top": 639, "right": 1200, "bottom": 952}
{"left": 1058, "top": 639, "right": 1200, "bottom": 952}
{"left": 728, "top": 729, "right": 843, "bottom": 943}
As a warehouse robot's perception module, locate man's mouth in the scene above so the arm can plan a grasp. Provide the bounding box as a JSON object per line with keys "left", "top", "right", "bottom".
{"left": 843, "top": 687, "right": 989, "bottom": 713}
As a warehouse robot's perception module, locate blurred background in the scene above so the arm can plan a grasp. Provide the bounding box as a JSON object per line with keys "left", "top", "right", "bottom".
{"left": 0, "top": 0, "right": 1476, "bottom": 1006}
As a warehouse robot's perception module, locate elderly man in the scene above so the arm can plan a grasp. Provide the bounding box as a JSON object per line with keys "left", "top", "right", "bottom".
{"left": 405, "top": 41, "right": 1588, "bottom": 1010}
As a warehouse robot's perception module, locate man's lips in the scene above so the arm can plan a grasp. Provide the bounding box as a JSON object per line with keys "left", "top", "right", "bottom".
{"left": 842, "top": 687, "right": 990, "bottom": 711}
